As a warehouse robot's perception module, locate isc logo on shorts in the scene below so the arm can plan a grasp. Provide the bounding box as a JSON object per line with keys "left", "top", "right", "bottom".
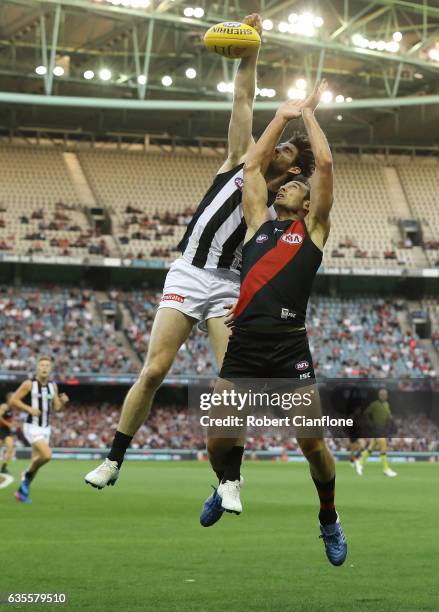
{"left": 234, "top": 177, "right": 244, "bottom": 191}
{"left": 256, "top": 234, "right": 268, "bottom": 244}
{"left": 281, "top": 233, "right": 303, "bottom": 245}
{"left": 161, "top": 293, "right": 185, "bottom": 303}
{"left": 295, "top": 360, "right": 309, "bottom": 371}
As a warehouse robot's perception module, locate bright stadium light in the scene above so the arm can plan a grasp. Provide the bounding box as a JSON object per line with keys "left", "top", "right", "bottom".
{"left": 183, "top": 7, "right": 193, "bottom": 16}
{"left": 321, "top": 90, "right": 333, "bottom": 103}
{"left": 346, "top": 96, "right": 353, "bottom": 102}
{"left": 368, "top": 40, "right": 378, "bottom": 49}
{"left": 414, "top": 72, "right": 424, "bottom": 79}
{"left": 99, "top": 68, "right": 112, "bottom": 81}
{"left": 288, "top": 87, "right": 306, "bottom": 100}
{"left": 288, "top": 13, "right": 298, "bottom": 23}
{"left": 335, "top": 95, "right": 345, "bottom": 103}
{"left": 53, "top": 66, "right": 64, "bottom": 76}
{"left": 352, "top": 34, "right": 363, "bottom": 46}
{"left": 377, "top": 40, "right": 386, "bottom": 51}
{"left": 296, "top": 78, "right": 307, "bottom": 90}
{"left": 393, "top": 31, "right": 402, "bottom": 42}
{"left": 428, "top": 48, "right": 439, "bottom": 62}
{"left": 262, "top": 19, "right": 273, "bottom": 31}
{"left": 193, "top": 7, "right": 204, "bottom": 18}
{"left": 137, "top": 75, "right": 147, "bottom": 85}
{"left": 162, "top": 75, "right": 173, "bottom": 87}
{"left": 313, "top": 16, "right": 324, "bottom": 27}
{"left": 386, "top": 41, "right": 400, "bottom": 53}
{"left": 337, "top": 114, "right": 343, "bottom": 121}
{"left": 217, "top": 82, "right": 227, "bottom": 93}
{"left": 185, "top": 68, "right": 197, "bottom": 79}
{"left": 278, "top": 21, "right": 289, "bottom": 33}
{"left": 267, "top": 88, "right": 276, "bottom": 98}
{"left": 83, "top": 70, "right": 95, "bottom": 80}
{"left": 35, "top": 65, "right": 47, "bottom": 75}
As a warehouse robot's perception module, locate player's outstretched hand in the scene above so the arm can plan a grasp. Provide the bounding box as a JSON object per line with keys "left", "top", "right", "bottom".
{"left": 60, "top": 393, "right": 69, "bottom": 405}
{"left": 302, "top": 79, "right": 328, "bottom": 113}
{"left": 224, "top": 303, "right": 236, "bottom": 328}
{"left": 276, "top": 99, "right": 304, "bottom": 121}
{"left": 30, "top": 407, "right": 41, "bottom": 417}
{"left": 243, "top": 13, "right": 263, "bottom": 37}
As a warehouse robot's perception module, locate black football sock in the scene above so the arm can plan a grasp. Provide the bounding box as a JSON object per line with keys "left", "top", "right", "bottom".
{"left": 313, "top": 476, "right": 337, "bottom": 526}
{"left": 214, "top": 469, "right": 224, "bottom": 483}
{"left": 24, "top": 469, "right": 36, "bottom": 482}
{"left": 107, "top": 431, "right": 133, "bottom": 467}
{"left": 222, "top": 446, "right": 244, "bottom": 483}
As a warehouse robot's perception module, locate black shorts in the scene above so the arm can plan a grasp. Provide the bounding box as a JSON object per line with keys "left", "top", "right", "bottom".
{"left": 0, "top": 428, "right": 12, "bottom": 441}
{"left": 219, "top": 327, "right": 315, "bottom": 380}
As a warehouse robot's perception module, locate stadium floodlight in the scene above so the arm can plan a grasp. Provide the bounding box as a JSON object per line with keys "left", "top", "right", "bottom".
{"left": 295, "top": 78, "right": 307, "bottom": 90}
{"left": 35, "top": 65, "right": 47, "bottom": 75}
{"left": 321, "top": 90, "right": 333, "bottom": 103}
{"left": 53, "top": 66, "right": 64, "bottom": 77}
{"left": 288, "top": 87, "right": 306, "bottom": 100}
{"left": 336, "top": 115, "right": 343, "bottom": 121}
{"left": 183, "top": 7, "right": 193, "bottom": 17}
{"left": 162, "top": 75, "right": 173, "bottom": 87}
{"left": 193, "top": 7, "right": 204, "bottom": 18}
{"left": 83, "top": 70, "right": 95, "bottom": 80}
{"left": 313, "top": 16, "right": 324, "bottom": 27}
{"left": 359, "top": 38, "right": 369, "bottom": 48}
{"left": 377, "top": 41, "right": 386, "bottom": 51}
{"left": 414, "top": 72, "right": 424, "bottom": 79}
{"left": 185, "top": 68, "right": 197, "bottom": 79}
{"left": 288, "top": 13, "right": 298, "bottom": 23}
{"left": 137, "top": 75, "right": 147, "bottom": 85}
{"left": 368, "top": 40, "right": 378, "bottom": 50}
{"left": 217, "top": 82, "right": 227, "bottom": 93}
{"left": 352, "top": 34, "right": 363, "bottom": 46}
{"left": 335, "top": 95, "right": 345, "bottom": 103}
{"left": 99, "top": 68, "right": 112, "bottom": 81}
{"left": 267, "top": 89, "right": 276, "bottom": 98}
{"left": 262, "top": 19, "right": 273, "bottom": 31}
{"left": 278, "top": 21, "right": 289, "bottom": 33}
{"left": 386, "top": 41, "right": 400, "bottom": 53}
{"left": 428, "top": 48, "right": 439, "bottom": 62}
{"left": 255, "top": 87, "right": 261, "bottom": 96}
{"left": 393, "top": 32, "right": 402, "bottom": 42}
{"left": 346, "top": 97, "right": 353, "bottom": 102}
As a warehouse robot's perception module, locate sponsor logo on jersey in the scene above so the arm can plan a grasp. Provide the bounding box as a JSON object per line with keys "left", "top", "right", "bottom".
{"left": 281, "top": 232, "right": 303, "bottom": 245}
{"left": 222, "top": 22, "right": 241, "bottom": 27}
{"left": 295, "top": 360, "right": 309, "bottom": 371}
{"left": 274, "top": 228, "right": 283, "bottom": 233}
{"left": 300, "top": 372, "right": 311, "bottom": 380}
{"left": 281, "top": 308, "right": 297, "bottom": 320}
{"left": 161, "top": 293, "right": 185, "bottom": 303}
{"left": 234, "top": 177, "right": 244, "bottom": 191}
{"left": 256, "top": 234, "right": 268, "bottom": 244}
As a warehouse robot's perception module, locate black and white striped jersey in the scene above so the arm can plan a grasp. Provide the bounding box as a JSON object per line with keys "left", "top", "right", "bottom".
{"left": 178, "top": 164, "right": 277, "bottom": 274}
{"left": 25, "top": 379, "right": 56, "bottom": 428}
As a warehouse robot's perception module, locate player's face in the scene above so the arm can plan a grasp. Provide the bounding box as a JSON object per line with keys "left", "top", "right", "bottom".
{"left": 269, "top": 142, "right": 300, "bottom": 174}
{"left": 274, "top": 180, "right": 310, "bottom": 213}
{"left": 378, "top": 389, "right": 388, "bottom": 401}
{"left": 37, "top": 359, "right": 52, "bottom": 378}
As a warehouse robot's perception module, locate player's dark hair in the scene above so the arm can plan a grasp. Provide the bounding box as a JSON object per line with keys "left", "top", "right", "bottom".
{"left": 288, "top": 132, "right": 315, "bottom": 178}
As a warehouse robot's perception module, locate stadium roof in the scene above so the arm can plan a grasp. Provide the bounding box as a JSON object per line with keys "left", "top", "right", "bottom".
{"left": 0, "top": 0, "right": 439, "bottom": 146}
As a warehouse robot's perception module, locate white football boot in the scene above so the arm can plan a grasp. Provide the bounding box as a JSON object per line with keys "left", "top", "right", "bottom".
{"left": 383, "top": 468, "right": 397, "bottom": 478}
{"left": 217, "top": 479, "right": 242, "bottom": 514}
{"left": 354, "top": 460, "right": 363, "bottom": 476}
{"left": 85, "top": 459, "right": 119, "bottom": 489}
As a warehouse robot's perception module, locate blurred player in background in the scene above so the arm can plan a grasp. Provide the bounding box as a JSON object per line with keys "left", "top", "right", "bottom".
{"left": 85, "top": 13, "right": 316, "bottom": 489}
{"left": 11, "top": 356, "right": 69, "bottom": 503}
{"left": 358, "top": 388, "right": 397, "bottom": 477}
{"left": 0, "top": 392, "right": 14, "bottom": 475}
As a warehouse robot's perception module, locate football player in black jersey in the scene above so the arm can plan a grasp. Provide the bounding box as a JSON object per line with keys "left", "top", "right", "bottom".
{"left": 0, "top": 393, "right": 14, "bottom": 479}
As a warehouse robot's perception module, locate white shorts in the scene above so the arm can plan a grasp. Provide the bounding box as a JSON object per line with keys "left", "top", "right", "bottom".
{"left": 158, "top": 257, "right": 240, "bottom": 332}
{"left": 23, "top": 423, "right": 51, "bottom": 446}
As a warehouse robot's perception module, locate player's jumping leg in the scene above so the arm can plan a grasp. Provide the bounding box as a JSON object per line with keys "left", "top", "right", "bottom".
{"left": 1, "top": 435, "right": 14, "bottom": 474}
{"left": 298, "top": 437, "right": 348, "bottom": 566}
{"left": 377, "top": 438, "right": 397, "bottom": 477}
{"left": 16, "top": 440, "right": 52, "bottom": 503}
{"left": 359, "top": 438, "right": 376, "bottom": 471}
{"left": 349, "top": 439, "right": 363, "bottom": 476}
{"left": 85, "top": 308, "right": 196, "bottom": 489}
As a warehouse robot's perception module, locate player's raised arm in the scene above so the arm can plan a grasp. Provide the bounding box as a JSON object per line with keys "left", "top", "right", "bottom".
{"left": 242, "top": 99, "right": 304, "bottom": 239}
{"left": 10, "top": 380, "right": 40, "bottom": 417}
{"left": 217, "top": 14, "right": 262, "bottom": 174}
{"left": 302, "top": 80, "right": 334, "bottom": 229}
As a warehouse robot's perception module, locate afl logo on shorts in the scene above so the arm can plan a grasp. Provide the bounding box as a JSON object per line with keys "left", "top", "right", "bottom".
{"left": 161, "top": 293, "right": 185, "bottom": 303}
{"left": 234, "top": 177, "right": 244, "bottom": 191}
{"left": 295, "top": 360, "right": 309, "bottom": 371}
{"left": 281, "top": 232, "right": 303, "bottom": 245}
{"left": 256, "top": 234, "right": 268, "bottom": 244}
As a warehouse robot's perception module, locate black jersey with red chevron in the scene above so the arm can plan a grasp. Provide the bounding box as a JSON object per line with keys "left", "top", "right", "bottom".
{"left": 233, "top": 217, "right": 322, "bottom": 328}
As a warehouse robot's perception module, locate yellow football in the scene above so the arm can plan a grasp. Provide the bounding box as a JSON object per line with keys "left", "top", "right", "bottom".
{"left": 204, "top": 22, "right": 261, "bottom": 59}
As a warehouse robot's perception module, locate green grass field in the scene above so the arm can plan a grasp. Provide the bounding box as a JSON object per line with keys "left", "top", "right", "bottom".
{"left": 1, "top": 460, "right": 438, "bottom": 611}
